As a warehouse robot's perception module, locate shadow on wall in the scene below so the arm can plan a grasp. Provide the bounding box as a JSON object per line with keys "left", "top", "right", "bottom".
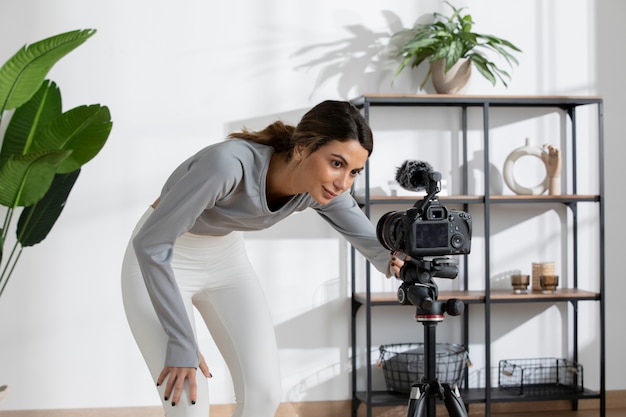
{"left": 289, "top": 10, "right": 434, "bottom": 97}
{"left": 276, "top": 297, "right": 351, "bottom": 402}
{"left": 225, "top": 107, "right": 308, "bottom": 138}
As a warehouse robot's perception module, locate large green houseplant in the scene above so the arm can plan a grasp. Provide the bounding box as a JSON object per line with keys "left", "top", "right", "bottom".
{"left": 0, "top": 29, "right": 112, "bottom": 297}
{"left": 393, "top": 2, "right": 522, "bottom": 92}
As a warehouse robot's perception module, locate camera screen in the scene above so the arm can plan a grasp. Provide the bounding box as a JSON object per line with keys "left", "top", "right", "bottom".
{"left": 413, "top": 223, "right": 448, "bottom": 248}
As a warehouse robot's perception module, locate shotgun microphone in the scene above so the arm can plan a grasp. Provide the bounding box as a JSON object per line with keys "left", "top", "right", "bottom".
{"left": 394, "top": 160, "right": 435, "bottom": 192}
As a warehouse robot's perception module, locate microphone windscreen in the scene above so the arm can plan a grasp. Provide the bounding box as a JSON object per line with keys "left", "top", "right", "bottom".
{"left": 395, "top": 160, "right": 433, "bottom": 191}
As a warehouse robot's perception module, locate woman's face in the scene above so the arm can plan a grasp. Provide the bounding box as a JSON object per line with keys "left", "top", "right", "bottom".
{"left": 296, "top": 139, "right": 369, "bottom": 204}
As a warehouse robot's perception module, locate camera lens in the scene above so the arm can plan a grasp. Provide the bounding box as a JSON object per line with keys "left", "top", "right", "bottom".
{"left": 376, "top": 211, "right": 406, "bottom": 252}
{"left": 450, "top": 233, "right": 464, "bottom": 249}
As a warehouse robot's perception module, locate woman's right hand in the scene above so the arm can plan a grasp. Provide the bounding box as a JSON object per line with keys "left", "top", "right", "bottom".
{"left": 157, "top": 353, "right": 212, "bottom": 406}
{"left": 390, "top": 251, "right": 409, "bottom": 278}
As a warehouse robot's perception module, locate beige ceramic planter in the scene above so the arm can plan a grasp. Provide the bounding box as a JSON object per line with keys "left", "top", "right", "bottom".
{"left": 430, "top": 58, "right": 471, "bottom": 94}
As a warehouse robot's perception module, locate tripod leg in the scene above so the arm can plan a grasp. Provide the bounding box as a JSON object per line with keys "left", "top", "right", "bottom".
{"left": 442, "top": 384, "right": 468, "bottom": 417}
{"left": 407, "top": 383, "right": 429, "bottom": 417}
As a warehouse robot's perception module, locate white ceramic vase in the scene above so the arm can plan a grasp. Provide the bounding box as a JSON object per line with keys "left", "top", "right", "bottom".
{"left": 430, "top": 58, "right": 471, "bottom": 94}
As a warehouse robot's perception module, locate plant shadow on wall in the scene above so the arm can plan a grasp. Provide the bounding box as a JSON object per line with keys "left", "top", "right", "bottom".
{"left": 290, "top": 10, "right": 427, "bottom": 97}
{"left": 0, "top": 29, "right": 112, "bottom": 299}
{"left": 291, "top": 4, "right": 521, "bottom": 96}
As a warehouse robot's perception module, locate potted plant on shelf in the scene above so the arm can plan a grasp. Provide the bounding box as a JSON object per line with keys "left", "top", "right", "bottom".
{"left": 0, "top": 29, "right": 113, "bottom": 298}
{"left": 393, "top": 1, "right": 522, "bottom": 94}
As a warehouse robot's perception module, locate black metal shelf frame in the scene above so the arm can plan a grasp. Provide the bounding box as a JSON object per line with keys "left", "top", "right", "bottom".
{"left": 348, "top": 95, "right": 605, "bottom": 417}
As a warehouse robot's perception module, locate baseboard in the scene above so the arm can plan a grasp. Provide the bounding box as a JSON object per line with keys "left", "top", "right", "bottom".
{"left": 2, "top": 390, "right": 624, "bottom": 417}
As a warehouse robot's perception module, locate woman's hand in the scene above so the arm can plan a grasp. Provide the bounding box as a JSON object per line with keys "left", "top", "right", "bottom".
{"left": 157, "top": 353, "right": 212, "bottom": 406}
{"left": 390, "top": 251, "right": 408, "bottom": 278}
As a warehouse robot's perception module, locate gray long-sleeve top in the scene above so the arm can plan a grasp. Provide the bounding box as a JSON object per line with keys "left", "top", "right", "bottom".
{"left": 132, "top": 139, "right": 391, "bottom": 368}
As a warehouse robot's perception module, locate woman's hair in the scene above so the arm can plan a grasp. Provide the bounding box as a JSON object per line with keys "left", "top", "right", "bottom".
{"left": 227, "top": 100, "right": 373, "bottom": 160}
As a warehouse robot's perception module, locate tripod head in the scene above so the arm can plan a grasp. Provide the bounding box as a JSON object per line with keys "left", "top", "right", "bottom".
{"left": 396, "top": 257, "right": 464, "bottom": 320}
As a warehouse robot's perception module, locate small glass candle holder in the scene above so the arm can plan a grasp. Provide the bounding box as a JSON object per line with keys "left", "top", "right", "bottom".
{"left": 540, "top": 275, "right": 559, "bottom": 293}
{"left": 511, "top": 274, "right": 530, "bottom": 294}
{"left": 532, "top": 261, "right": 555, "bottom": 292}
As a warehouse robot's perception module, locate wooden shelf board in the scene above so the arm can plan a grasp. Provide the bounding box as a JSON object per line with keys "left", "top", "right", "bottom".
{"left": 356, "top": 93, "right": 603, "bottom": 100}
{"left": 350, "top": 94, "right": 603, "bottom": 108}
{"left": 489, "top": 288, "right": 600, "bottom": 302}
{"left": 353, "top": 289, "right": 600, "bottom": 305}
{"left": 488, "top": 194, "right": 599, "bottom": 203}
{"left": 354, "top": 290, "right": 485, "bottom": 305}
{"left": 356, "top": 194, "right": 599, "bottom": 204}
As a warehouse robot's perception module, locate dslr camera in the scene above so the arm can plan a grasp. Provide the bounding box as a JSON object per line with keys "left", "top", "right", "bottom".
{"left": 376, "top": 162, "right": 472, "bottom": 308}
{"left": 376, "top": 171, "right": 472, "bottom": 259}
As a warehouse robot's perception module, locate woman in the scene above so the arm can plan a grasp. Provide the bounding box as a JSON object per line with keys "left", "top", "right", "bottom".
{"left": 121, "top": 100, "right": 404, "bottom": 417}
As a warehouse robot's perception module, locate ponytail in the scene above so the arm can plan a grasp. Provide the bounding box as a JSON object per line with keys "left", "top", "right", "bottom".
{"left": 227, "top": 100, "right": 373, "bottom": 161}
{"left": 228, "top": 121, "right": 295, "bottom": 154}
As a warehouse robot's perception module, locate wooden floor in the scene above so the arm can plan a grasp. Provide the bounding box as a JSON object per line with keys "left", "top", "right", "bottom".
{"left": 360, "top": 404, "right": 626, "bottom": 417}
{"left": 1, "top": 408, "right": 623, "bottom": 417}
{"left": 1, "top": 402, "right": 623, "bottom": 417}
{"left": 493, "top": 410, "right": 626, "bottom": 417}
{"left": 365, "top": 407, "right": 625, "bottom": 417}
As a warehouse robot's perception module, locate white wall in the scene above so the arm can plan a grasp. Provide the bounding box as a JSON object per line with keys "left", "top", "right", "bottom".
{"left": 596, "top": 0, "right": 626, "bottom": 399}
{"left": 0, "top": 0, "right": 623, "bottom": 411}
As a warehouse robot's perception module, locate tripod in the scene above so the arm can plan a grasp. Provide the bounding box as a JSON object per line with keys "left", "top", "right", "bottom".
{"left": 397, "top": 258, "right": 468, "bottom": 417}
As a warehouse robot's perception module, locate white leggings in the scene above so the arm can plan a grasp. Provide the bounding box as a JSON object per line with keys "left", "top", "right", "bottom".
{"left": 121, "top": 208, "right": 282, "bottom": 417}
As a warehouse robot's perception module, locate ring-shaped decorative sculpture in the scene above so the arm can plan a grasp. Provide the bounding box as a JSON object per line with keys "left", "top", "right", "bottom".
{"left": 502, "top": 138, "right": 549, "bottom": 195}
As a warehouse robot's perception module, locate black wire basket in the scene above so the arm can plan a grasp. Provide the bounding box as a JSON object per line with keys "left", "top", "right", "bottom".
{"left": 498, "top": 357, "right": 584, "bottom": 396}
{"left": 378, "top": 343, "right": 469, "bottom": 394}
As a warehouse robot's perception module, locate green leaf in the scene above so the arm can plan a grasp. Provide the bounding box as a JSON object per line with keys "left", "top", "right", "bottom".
{"left": 489, "top": 43, "right": 520, "bottom": 67}
{"left": 0, "top": 80, "right": 62, "bottom": 167}
{"left": 34, "top": 105, "right": 112, "bottom": 174}
{"left": 0, "top": 29, "right": 96, "bottom": 114}
{"left": 405, "top": 49, "right": 434, "bottom": 73}
{"left": 483, "top": 34, "right": 522, "bottom": 52}
{"left": 401, "top": 37, "right": 439, "bottom": 55}
{"left": 17, "top": 169, "right": 80, "bottom": 247}
{"left": 470, "top": 55, "right": 497, "bottom": 85}
{"left": 0, "top": 150, "right": 72, "bottom": 208}
{"left": 445, "top": 41, "right": 464, "bottom": 71}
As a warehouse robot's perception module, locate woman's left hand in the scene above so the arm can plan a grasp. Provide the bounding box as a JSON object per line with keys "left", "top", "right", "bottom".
{"left": 157, "top": 353, "right": 212, "bottom": 406}
{"left": 158, "top": 366, "right": 198, "bottom": 406}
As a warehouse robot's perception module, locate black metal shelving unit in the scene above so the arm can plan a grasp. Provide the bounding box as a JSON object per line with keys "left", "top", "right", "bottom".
{"left": 349, "top": 95, "right": 605, "bottom": 417}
